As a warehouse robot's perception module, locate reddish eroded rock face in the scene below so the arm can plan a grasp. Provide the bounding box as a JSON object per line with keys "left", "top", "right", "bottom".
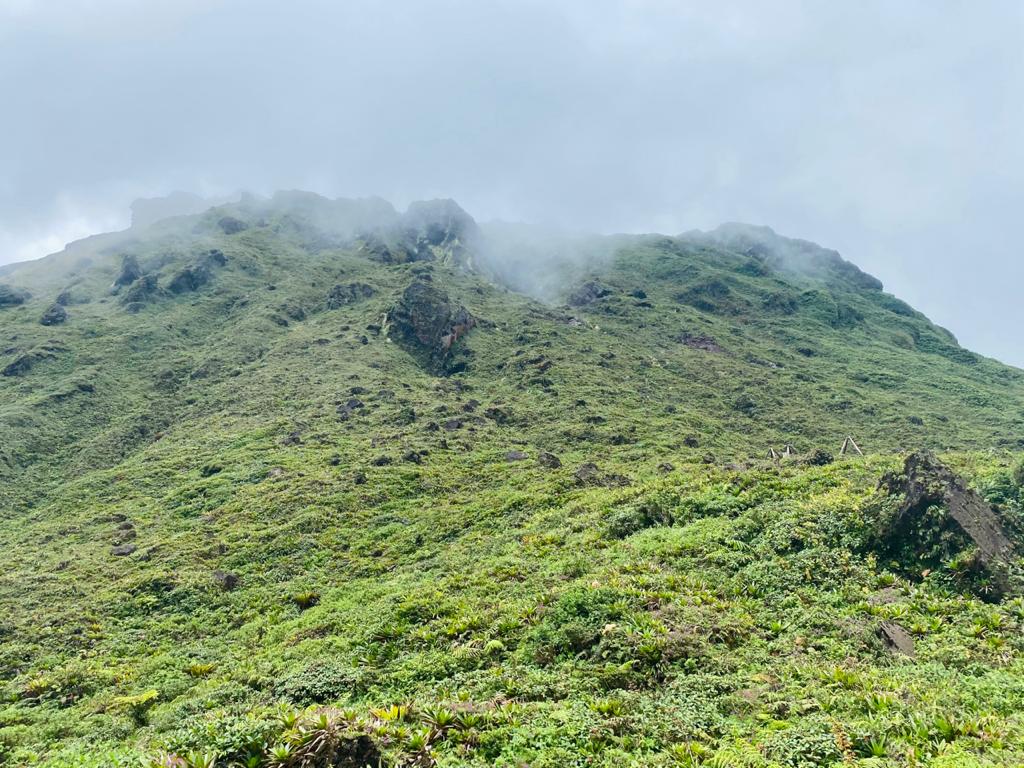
{"left": 676, "top": 332, "right": 723, "bottom": 353}
{"left": 389, "top": 278, "right": 476, "bottom": 375}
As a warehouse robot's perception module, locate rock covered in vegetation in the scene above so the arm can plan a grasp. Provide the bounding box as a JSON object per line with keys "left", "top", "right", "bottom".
{"left": 0, "top": 284, "right": 30, "bottom": 306}
{"left": 878, "top": 451, "right": 1020, "bottom": 597}
{"left": 388, "top": 278, "right": 476, "bottom": 374}
{"left": 567, "top": 280, "right": 612, "bottom": 307}
{"left": 120, "top": 274, "right": 160, "bottom": 310}
{"left": 326, "top": 282, "right": 375, "bottom": 309}
{"left": 217, "top": 215, "right": 248, "bottom": 234}
{"left": 112, "top": 255, "right": 142, "bottom": 288}
{"left": 39, "top": 303, "right": 68, "bottom": 326}
{"left": 400, "top": 198, "right": 481, "bottom": 266}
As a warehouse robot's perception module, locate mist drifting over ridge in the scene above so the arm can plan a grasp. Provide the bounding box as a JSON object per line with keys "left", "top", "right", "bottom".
{"left": 2, "top": 1, "right": 1023, "bottom": 364}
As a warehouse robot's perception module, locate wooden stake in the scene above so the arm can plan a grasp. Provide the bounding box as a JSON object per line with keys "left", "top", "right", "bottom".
{"left": 839, "top": 436, "right": 863, "bottom": 456}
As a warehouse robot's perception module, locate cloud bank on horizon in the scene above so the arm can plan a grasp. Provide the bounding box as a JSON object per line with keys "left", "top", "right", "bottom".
{"left": 1, "top": 0, "right": 1022, "bottom": 365}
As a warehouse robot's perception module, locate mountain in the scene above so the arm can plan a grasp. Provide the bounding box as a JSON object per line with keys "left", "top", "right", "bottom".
{"left": 1, "top": 193, "right": 1022, "bottom": 767}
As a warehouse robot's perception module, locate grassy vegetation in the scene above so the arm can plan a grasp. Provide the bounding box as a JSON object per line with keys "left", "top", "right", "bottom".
{"left": 0, "top": 194, "right": 1022, "bottom": 766}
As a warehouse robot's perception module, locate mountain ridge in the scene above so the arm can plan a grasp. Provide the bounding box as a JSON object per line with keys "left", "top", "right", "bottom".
{"left": 1, "top": 192, "right": 1023, "bottom": 767}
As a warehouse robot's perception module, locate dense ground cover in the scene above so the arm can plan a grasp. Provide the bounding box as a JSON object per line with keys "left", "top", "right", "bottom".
{"left": 1, "top": 194, "right": 1022, "bottom": 766}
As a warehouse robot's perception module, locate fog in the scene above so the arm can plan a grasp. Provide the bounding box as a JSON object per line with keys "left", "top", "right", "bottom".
{"left": 1, "top": 0, "right": 1022, "bottom": 365}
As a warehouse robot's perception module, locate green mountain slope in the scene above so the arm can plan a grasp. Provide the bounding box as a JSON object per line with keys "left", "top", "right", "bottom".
{"left": 1, "top": 193, "right": 1023, "bottom": 767}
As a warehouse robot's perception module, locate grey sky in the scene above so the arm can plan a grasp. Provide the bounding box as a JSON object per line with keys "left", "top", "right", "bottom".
{"left": 1, "top": 0, "right": 1022, "bottom": 365}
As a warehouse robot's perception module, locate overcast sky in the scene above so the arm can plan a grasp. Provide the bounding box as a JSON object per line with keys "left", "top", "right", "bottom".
{"left": 1, "top": 0, "right": 1022, "bottom": 365}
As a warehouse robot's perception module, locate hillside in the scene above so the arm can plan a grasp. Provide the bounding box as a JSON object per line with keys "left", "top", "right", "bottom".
{"left": 1, "top": 193, "right": 1023, "bottom": 767}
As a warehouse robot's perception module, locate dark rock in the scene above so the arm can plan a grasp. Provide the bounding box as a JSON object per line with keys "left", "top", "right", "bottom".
{"left": 877, "top": 621, "right": 915, "bottom": 657}
{"left": 389, "top": 279, "right": 476, "bottom": 374}
{"left": 120, "top": 274, "right": 160, "bottom": 305}
{"left": 567, "top": 280, "right": 612, "bottom": 307}
{"left": 326, "top": 282, "right": 375, "bottom": 309}
{"left": 2, "top": 354, "right": 34, "bottom": 377}
{"left": 676, "top": 333, "right": 723, "bottom": 353}
{"left": 217, "top": 216, "right": 247, "bottom": 234}
{"left": 630, "top": 289, "right": 648, "bottom": 299}
{"left": 55, "top": 290, "right": 73, "bottom": 306}
{"left": 683, "top": 435, "right": 700, "bottom": 448}
{"left": 399, "top": 198, "right": 482, "bottom": 266}
{"left": 806, "top": 449, "right": 833, "bottom": 466}
{"left": 37, "top": 303, "right": 67, "bottom": 325}
{"left": 212, "top": 570, "right": 238, "bottom": 591}
{"left": 328, "top": 734, "right": 383, "bottom": 768}
{"left": 370, "top": 455, "right": 392, "bottom": 466}
{"left": 402, "top": 451, "right": 422, "bottom": 464}
{"left": 337, "top": 399, "right": 364, "bottom": 419}
{"left": 167, "top": 263, "right": 211, "bottom": 294}
{"left": 574, "top": 462, "right": 601, "bottom": 485}
{"left": 349, "top": 386, "right": 368, "bottom": 395}
{"left": 353, "top": 471, "right": 367, "bottom": 484}
{"left": 111, "top": 544, "right": 137, "bottom": 556}
{"left": 0, "top": 285, "right": 30, "bottom": 306}
{"left": 538, "top": 451, "right": 562, "bottom": 469}
{"left": 329, "top": 454, "right": 341, "bottom": 466}
{"left": 878, "top": 451, "right": 1020, "bottom": 597}
{"left": 113, "top": 255, "right": 142, "bottom": 288}
{"left": 658, "top": 462, "right": 675, "bottom": 473}
{"left": 280, "top": 431, "right": 303, "bottom": 446}
{"left": 442, "top": 418, "right": 463, "bottom": 431}
{"left": 574, "top": 462, "right": 632, "bottom": 487}
{"left": 484, "top": 406, "right": 511, "bottom": 425}
{"left": 505, "top": 450, "right": 528, "bottom": 461}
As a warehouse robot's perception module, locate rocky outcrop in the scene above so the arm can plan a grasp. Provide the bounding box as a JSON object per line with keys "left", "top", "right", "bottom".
{"left": 40, "top": 304, "right": 68, "bottom": 326}
{"left": 676, "top": 332, "right": 722, "bottom": 352}
{"left": 399, "top": 199, "right": 481, "bottom": 267}
{"left": 112, "top": 255, "right": 142, "bottom": 288}
{"left": 217, "top": 216, "right": 248, "bottom": 235}
{"left": 388, "top": 279, "right": 476, "bottom": 375}
{"left": 878, "top": 621, "right": 915, "bottom": 658}
{"left": 878, "top": 452, "right": 1021, "bottom": 598}
{"left": 167, "top": 264, "right": 211, "bottom": 294}
{"left": 567, "top": 281, "right": 612, "bottom": 307}
{"left": 120, "top": 274, "right": 160, "bottom": 310}
{"left": 326, "top": 282, "right": 375, "bottom": 309}
{"left": 0, "top": 285, "right": 30, "bottom": 306}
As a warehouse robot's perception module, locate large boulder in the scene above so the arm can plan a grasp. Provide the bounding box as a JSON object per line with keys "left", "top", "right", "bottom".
{"left": 326, "top": 282, "right": 375, "bottom": 309}
{"left": 388, "top": 278, "right": 476, "bottom": 374}
{"left": 166, "top": 263, "right": 211, "bottom": 294}
{"left": 567, "top": 281, "right": 611, "bottom": 307}
{"left": 877, "top": 452, "right": 1021, "bottom": 598}
{"left": 0, "top": 285, "right": 30, "bottom": 306}
{"left": 40, "top": 304, "right": 68, "bottom": 326}
{"left": 112, "top": 255, "right": 142, "bottom": 288}
{"left": 399, "top": 199, "right": 481, "bottom": 267}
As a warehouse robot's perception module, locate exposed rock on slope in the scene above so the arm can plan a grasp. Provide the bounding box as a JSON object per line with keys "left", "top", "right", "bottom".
{"left": 0, "top": 284, "right": 30, "bottom": 306}
{"left": 388, "top": 278, "right": 476, "bottom": 374}
{"left": 878, "top": 452, "right": 1021, "bottom": 597}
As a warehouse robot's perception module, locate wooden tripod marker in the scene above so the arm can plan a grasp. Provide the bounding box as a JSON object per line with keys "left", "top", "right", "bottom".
{"left": 766, "top": 447, "right": 780, "bottom": 461}
{"left": 839, "top": 436, "right": 863, "bottom": 456}
{"left": 782, "top": 444, "right": 795, "bottom": 458}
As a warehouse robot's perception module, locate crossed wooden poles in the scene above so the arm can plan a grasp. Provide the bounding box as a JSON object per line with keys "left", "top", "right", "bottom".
{"left": 765, "top": 436, "right": 863, "bottom": 461}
